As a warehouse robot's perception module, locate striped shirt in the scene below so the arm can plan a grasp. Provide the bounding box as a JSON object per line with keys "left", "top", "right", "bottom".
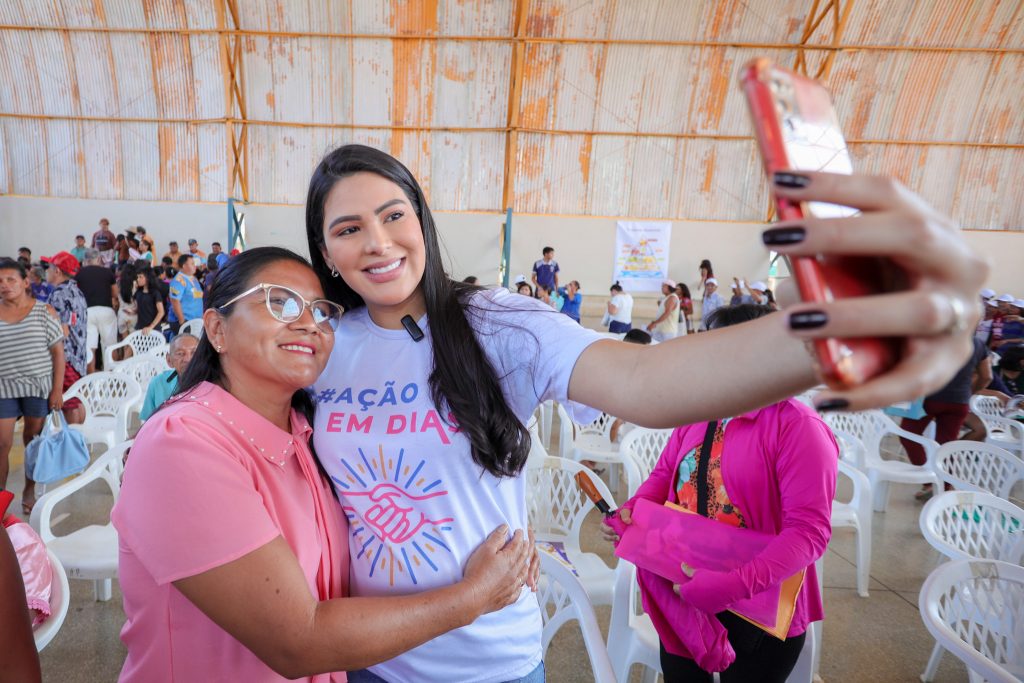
{"left": 0, "top": 301, "right": 64, "bottom": 399}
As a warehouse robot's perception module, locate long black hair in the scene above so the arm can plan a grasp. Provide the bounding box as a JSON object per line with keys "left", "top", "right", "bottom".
{"left": 134, "top": 264, "right": 160, "bottom": 294}
{"left": 305, "top": 144, "right": 530, "bottom": 478}
{"left": 118, "top": 262, "right": 136, "bottom": 304}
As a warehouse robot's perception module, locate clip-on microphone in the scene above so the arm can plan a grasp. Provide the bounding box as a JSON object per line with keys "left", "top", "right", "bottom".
{"left": 401, "top": 315, "right": 425, "bottom": 342}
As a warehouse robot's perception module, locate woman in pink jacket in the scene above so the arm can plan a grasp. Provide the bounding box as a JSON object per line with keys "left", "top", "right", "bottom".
{"left": 605, "top": 304, "right": 837, "bottom": 682}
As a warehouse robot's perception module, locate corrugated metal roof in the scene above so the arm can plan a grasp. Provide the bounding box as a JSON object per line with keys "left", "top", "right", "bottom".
{"left": 0, "top": 0, "right": 1020, "bottom": 230}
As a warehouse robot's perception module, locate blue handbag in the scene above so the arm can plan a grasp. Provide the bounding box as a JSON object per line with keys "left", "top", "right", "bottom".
{"left": 25, "top": 412, "right": 90, "bottom": 484}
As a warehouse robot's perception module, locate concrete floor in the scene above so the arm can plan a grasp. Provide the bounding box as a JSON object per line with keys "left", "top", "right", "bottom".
{"left": 7, "top": 418, "right": 982, "bottom": 682}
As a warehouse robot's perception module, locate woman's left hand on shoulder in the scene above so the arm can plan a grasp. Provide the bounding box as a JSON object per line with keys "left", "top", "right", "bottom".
{"left": 767, "top": 170, "right": 988, "bottom": 411}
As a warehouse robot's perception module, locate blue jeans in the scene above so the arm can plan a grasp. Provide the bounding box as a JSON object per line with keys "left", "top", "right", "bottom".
{"left": 609, "top": 320, "right": 631, "bottom": 334}
{"left": 347, "top": 661, "right": 545, "bottom": 683}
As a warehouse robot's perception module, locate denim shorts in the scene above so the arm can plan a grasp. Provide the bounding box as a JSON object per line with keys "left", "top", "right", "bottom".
{"left": 0, "top": 396, "right": 48, "bottom": 419}
{"left": 347, "top": 661, "right": 545, "bottom": 683}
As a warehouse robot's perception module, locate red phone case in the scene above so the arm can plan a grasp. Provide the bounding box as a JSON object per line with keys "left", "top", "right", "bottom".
{"left": 740, "top": 58, "right": 904, "bottom": 389}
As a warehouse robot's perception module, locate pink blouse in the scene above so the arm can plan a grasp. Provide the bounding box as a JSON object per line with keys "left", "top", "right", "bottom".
{"left": 622, "top": 398, "right": 837, "bottom": 641}
{"left": 112, "top": 382, "right": 349, "bottom": 682}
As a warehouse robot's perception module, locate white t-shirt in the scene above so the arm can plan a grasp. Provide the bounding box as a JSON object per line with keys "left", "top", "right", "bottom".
{"left": 312, "top": 288, "right": 601, "bottom": 683}
{"left": 609, "top": 293, "right": 633, "bottom": 324}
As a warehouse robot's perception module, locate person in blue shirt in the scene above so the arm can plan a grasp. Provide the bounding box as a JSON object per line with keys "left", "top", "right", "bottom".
{"left": 211, "top": 242, "right": 230, "bottom": 270}
{"left": 140, "top": 333, "right": 198, "bottom": 421}
{"left": 558, "top": 280, "right": 583, "bottom": 323}
{"left": 70, "top": 235, "right": 88, "bottom": 264}
{"left": 168, "top": 254, "right": 204, "bottom": 334}
{"left": 531, "top": 246, "right": 559, "bottom": 292}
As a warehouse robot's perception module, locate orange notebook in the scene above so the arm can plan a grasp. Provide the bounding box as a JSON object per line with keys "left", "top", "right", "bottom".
{"left": 615, "top": 498, "right": 804, "bottom": 639}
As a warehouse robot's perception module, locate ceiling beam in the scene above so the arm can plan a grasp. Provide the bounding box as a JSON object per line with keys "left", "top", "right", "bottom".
{"left": 0, "top": 24, "right": 1019, "bottom": 55}
{"left": 501, "top": 0, "right": 529, "bottom": 212}
{"left": 214, "top": 0, "right": 249, "bottom": 202}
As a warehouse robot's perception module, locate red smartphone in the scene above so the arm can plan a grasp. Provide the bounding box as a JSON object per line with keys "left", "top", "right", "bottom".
{"left": 740, "top": 58, "right": 905, "bottom": 389}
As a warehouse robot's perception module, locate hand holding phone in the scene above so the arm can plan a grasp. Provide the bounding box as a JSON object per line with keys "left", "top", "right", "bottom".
{"left": 741, "top": 59, "right": 907, "bottom": 389}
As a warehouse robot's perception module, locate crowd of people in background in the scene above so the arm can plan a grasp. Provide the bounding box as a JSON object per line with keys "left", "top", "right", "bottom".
{"left": 1, "top": 218, "right": 236, "bottom": 513}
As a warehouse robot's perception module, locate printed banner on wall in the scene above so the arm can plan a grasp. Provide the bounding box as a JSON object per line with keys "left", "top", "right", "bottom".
{"left": 613, "top": 221, "right": 672, "bottom": 292}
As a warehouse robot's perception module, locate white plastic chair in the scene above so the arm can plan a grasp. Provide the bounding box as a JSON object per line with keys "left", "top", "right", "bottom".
{"left": 557, "top": 403, "right": 630, "bottom": 495}
{"left": 103, "top": 330, "right": 167, "bottom": 369}
{"left": 831, "top": 430, "right": 874, "bottom": 597}
{"left": 607, "top": 559, "right": 660, "bottom": 683}
{"left": 177, "top": 318, "right": 204, "bottom": 338}
{"left": 526, "top": 456, "right": 617, "bottom": 606}
{"left": 30, "top": 441, "right": 130, "bottom": 601}
{"left": 919, "top": 559, "right": 1024, "bottom": 683}
{"left": 619, "top": 427, "right": 673, "bottom": 497}
{"left": 919, "top": 491, "right": 1024, "bottom": 681}
{"left": 113, "top": 354, "right": 167, "bottom": 412}
{"left": 932, "top": 441, "right": 1024, "bottom": 499}
{"left": 33, "top": 548, "right": 70, "bottom": 651}
{"left": 535, "top": 549, "right": 616, "bottom": 683}
{"left": 824, "top": 410, "right": 939, "bottom": 511}
{"left": 63, "top": 372, "right": 142, "bottom": 450}
{"left": 969, "top": 395, "right": 1024, "bottom": 454}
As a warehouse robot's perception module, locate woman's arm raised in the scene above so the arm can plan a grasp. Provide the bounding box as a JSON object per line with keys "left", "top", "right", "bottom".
{"left": 570, "top": 171, "right": 985, "bottom": 422}
{"left": 174, "top": 526, "right": 530, "bottom": 679}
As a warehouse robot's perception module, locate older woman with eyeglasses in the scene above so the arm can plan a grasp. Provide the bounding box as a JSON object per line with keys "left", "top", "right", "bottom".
{"left": 112, "top": 247, "right": 532, "bottom": 682}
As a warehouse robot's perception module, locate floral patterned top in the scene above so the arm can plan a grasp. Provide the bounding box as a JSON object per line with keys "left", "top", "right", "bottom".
{"left": 673, "top": 418, "right": 746, "bottom": 528}
{"left": 48, "top": 280, "right": 88, "bottom": 376}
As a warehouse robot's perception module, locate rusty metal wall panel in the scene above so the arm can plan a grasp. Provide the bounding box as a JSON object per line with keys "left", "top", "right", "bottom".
{"left": 830, "top": 51, "right": 1024, "bottom": 144}
{"left": 80, "top": 121, "right": 121, "bottom": 199}
{"left": 108, "top": 32, "right": 159, "bottom": 117}
{"left": 44, "top": 120, "right": 81, "bottom": 197}
{"left": 70, "top": 31, "right": 120, "bottom": 116}
{"left": 3, "top": 119, "right": 48, "bottom": 196}
{"left": 190, "top": 35, "right": 224, "bottom": 120}
{"left": 951, "top": 147, "right": 1024, "bottom": 229}
{"left": 842, "top": 0, "right": 1023, "bottom": 48}
{"left": 119, "top": 122, "right": 161, "bottom": 200}
{"left": 196, "top": 123, "right": 227, "bottom": 201}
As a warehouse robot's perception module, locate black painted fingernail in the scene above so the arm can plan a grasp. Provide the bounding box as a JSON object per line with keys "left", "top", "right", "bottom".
{"left": 762, "top": 226, "right": 806, "bottom": 246}
{"left": 789, "top": 310, "right": 828, "bottom": 329}
{"left": 815, "top": 398, "right": 850, "bottom": 412}
{"left": 773, "top": 172, "right": 811, "bottom": 188}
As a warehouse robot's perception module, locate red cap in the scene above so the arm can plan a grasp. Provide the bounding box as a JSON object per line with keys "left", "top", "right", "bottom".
{"left": 229, "top": 248, "right": 240, "bottom": 256}
{"left": 41, "top": 251, "right": 80, "bottom": 276}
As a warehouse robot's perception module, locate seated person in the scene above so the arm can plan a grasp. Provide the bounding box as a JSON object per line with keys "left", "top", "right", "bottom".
{"left": 139, "top": 334, "right": 198, "bottom": 421}
{"left": 603, "top": 303, "right": 836, "bottom": 683}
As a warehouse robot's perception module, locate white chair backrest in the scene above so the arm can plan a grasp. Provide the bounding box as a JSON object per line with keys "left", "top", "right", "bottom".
{"left": 823, "top": 410, "right": 888, "bottom": 455}
{"left": 832, "top": 429, "right": 867, "bottom": 468}
{"left": 536, "top": 551, "right": 616, "bottom": 682}
{"left": 113, "top": 354, "right": 167, "bottom": 394}
{"left": 620, "top": 427, "right": 673, "bottom": 495}
{"left": 526, "top": 456, "right": 616, "bottom": 551}
{"left": 920, "top": 491, "right": 1024, "bottom": 565}
{"left": 178, "top": 318, "right": 204, "bottom": 337}
{"left": 65, "top": 372, "right": 142, "bottom": 419}
{"left": 30, "top": 441, "right": 131, "bottom": 544}
{"left": 129, "top": 330, "right": 168, "bottom": 355}
{"left": 919, "top": 559, "right": 1024, "bottom": 683}
{"left": 971, "top": 395, "right": 1004, "bottom": 420}
{"left": 932, "top": 441, "right": 1024, "bottom": 499}
{"left": 149, "top": 346, "right": 168, "bottom": 361}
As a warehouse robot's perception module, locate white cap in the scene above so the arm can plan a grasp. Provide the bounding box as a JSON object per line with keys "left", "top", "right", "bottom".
{"left": 980, "top": 288, "right": 995, "bottom": 299}
{"left": 513, "top": 274, "right": 526, "bottom": 285}
{"left": 750, "top": 280, "right": 767, "bottom": 291}
{"left": 985, "top": 299, "right": 998, "bottom": 307}
{"left": 705, "top": 277, "right": 718, "bottom": 286}
{"left": 662, "top": 279, "right": 677, "bottom": 288}
{"left": 997, "top": 294, "right": 1015, "bottom": 303}
{"left": 730, "top": 281, "right": 741, "bottom": 290}
{"left": 1015, "top": 299, "right": 1024, "bottom": 309}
